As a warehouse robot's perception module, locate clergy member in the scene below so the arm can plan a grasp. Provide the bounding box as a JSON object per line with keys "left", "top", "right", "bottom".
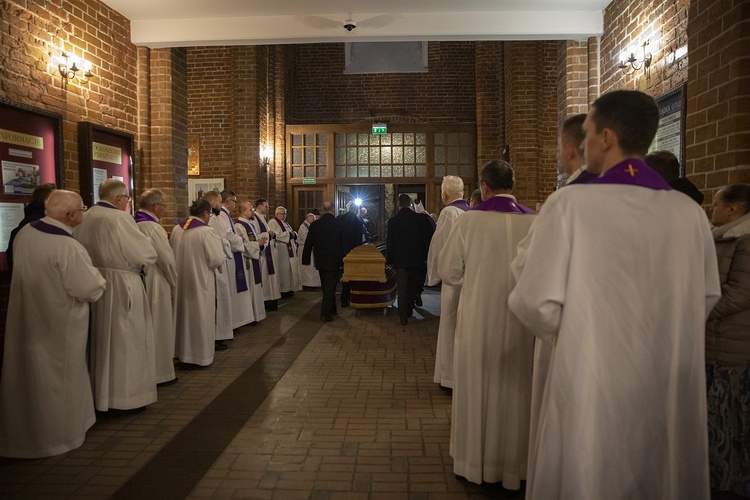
{"left": 171, "top": 199, "right": 227, "bottom": 366}
{"left": 74, "top": 179, "right": 158, "bottom": 412}
{"left": 560, "top": 113, "right": 597, "bottom": 185}
{"left": 425, "top": 175, "right": 470, "bottom": 390}
{"left": 218, "top": 189, "right": 255, "bottom": 329}
{"left": 0, "top": 191, "right": 105, "bottom": 458}
{"left": 236, "top": 200, "right": 269, "bottom": 324}
{"left": 135, "top": 188, "right": 178, "bottom": 385}
{"left": 297, "top": 212, "right": 321, "bottom": 288}
{"left": 203, "top": 190, "right": 234, "bottom": 349}
{"left": 508, "top": 89, "right": 721, "bottom": 499}
{"left": 268, "top": 206, "right": 302, "bottom": 297}
{"left": 438, "top": 160, "right": 535, "bottom": 488}
{"left": 252, "top": 198, "right": 282, "bottom": 310}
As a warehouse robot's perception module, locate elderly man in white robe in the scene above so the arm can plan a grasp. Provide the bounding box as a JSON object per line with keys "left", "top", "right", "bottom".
{"left": 269, "top": 205, "right": 302, "bottom": 297}
{"left": 171, "top": 199, "right": 227, "bottom": 366}
{"left": 135, "top": 188, "right": 178, "bottom": 385}
{"left": 0, "top": 191, "right": 105, "bottom": 458}
{"left": 236, "top": 201, "right": 269, "bottom": 323}
{"left": 218, "top": 189, "right": 255, "bottom": 329}
{"left": 74, "top": 179, "right": 158, "bottom": 412}
{"left": 252, "top": 198, "right": 282, "bottom": 310}
{"left": 508, "top": 89, "right": 721, "bottom": 499}
{"left": 426, "top": 175, "right": 470, "bottom": 391}
{"left": 203, "top": 190, "right": 234, "bottom": 349}
{"left": 439, "top": 160, "right": 535, "bottom": 489}
{"left": 297, "top": 212, "right": 321, "bottom": 288}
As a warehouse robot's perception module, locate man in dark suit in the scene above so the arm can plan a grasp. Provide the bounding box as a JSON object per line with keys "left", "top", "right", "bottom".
{"left": 387, "top": 193, "right": 435, "bottom": 325}
{"left": 337, "top": 201, "right": 365, "bottom": 307}
{"left": 302, "top": 201, "right": 343, "bottom": 322}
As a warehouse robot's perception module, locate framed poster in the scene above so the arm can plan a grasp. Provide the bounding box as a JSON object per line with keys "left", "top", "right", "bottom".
{"left": 651, "top": 84, "right": 687, "bottom": 174}
{"left": 0, "top": 98, "right": 64, "bottom": 270}
{"left": 188, "top": 178, "right": 224, "bottom": 204}
{"left": 78, "top": 122, "right": 135, "bottom": 210}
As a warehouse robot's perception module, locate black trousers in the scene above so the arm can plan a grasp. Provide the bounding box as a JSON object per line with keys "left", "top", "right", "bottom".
{"left": 395, "top": 267, "right": 420, "bottom": 321}
{"left": 318, "top": 269, "right": 339, "bottom": 318}
{"left": 340, "top": 281, "right": 351, "bottom": 305}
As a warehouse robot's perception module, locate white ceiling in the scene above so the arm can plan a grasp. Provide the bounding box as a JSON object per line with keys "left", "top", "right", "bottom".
{"left": 101, "top": 0, "right": 613, "bottom": 48}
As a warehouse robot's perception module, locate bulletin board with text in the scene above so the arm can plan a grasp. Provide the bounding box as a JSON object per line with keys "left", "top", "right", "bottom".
{"left": 78, "top": 122, "right": 135, "bottom": 212}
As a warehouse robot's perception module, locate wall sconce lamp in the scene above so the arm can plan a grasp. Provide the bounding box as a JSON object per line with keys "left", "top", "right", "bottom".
{"left": 618, "top": 41, "right": 652, "bottom": 77}
{"left": 260, "top": 145, "right": 273, "bottom": 172}
{"left": 54, "top": 52, "right": 94, "bottom": 86}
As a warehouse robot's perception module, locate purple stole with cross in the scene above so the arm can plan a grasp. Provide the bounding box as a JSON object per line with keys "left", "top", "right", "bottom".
{"left": 221, "top": 208, "right": 248, "bottom": 293}
{"left": 473, "top": 195, "right": 535, "bottom": 214}
{"left": 449, "top": 199, "right": 471, "bottom": 212}
{"left": 30, "top": 219, "right": 73, "bottom": 238}
{"left": 273, "top": 216, "right": 295, "bottom": 258}
{"left": 179, "top": 217, "right": 206, "bottom": 230}
{"left": 134, "top": 210, "right": 158, "bottom": 224}
{"left": 235, "top": 219, "right": 263, "bottom": 285}
{"left": 255, "top": 216, "right": 276, "bottom": 275}
{"left": 588, "top": 158, "right": 672, "bottom": 190}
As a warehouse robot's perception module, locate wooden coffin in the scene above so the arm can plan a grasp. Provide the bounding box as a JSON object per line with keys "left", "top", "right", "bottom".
{"left": 341, "top": 244, "right": 387, "bottom": 283}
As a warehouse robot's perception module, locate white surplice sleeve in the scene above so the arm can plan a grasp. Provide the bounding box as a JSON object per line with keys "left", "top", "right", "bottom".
{"left": 508, "top": 193, "right": 570, "bottom": 340}
{"left": 437, "top": 216, "right": 467, "bottom": 288}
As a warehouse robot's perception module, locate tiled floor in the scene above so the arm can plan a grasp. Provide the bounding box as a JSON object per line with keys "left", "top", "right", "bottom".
{"left": 0, "top": 288, "right": 522, "bottom": 499}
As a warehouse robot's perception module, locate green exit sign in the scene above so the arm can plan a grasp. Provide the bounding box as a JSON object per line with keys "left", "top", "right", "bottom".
{"left": 372, "top": 123, "right": 387, "bottom": 135}
{"left": 302, "top": 177, "right": 316, "bottom": 184}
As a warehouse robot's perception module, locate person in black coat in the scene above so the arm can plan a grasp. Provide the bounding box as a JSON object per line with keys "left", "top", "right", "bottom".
{"left": 645, "top": 150, "right": 704, "bottom": 205}
{"left": 302, "top": 201, "right": 343, "bottom": 322}
{"left": 6, "top": 183, "right": 56, "bottom": 271}
{"left": 386, "top": 194, "right": 435, "bottom": 325}
{"left": 337, "top": 201, "right": 365, "bottom": 307}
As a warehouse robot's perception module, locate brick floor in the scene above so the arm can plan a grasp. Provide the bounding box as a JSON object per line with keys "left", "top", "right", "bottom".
{"left": 0, "top": 288, "right": 520, "bottom": 499}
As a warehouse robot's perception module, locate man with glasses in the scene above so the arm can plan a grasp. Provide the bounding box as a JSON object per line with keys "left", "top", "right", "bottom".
{"left": 135, "top": 189, "right": 178, "bottom": 386}
{"left": 217, "top": 189, "right": 255, "bottom": 329}
{"left": 74, "top": 178, "right": 158, "bottom": 413}
{"left": 268, "top": 206, "right": 302, "bottom": 298}
{"left": 0, "top": 190, "right": 105, "bottom": 458}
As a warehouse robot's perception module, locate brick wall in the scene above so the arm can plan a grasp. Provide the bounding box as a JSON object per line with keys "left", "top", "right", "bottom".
{"left": 0, "top": 0, "right": 139, "bottom": 347}
{"left": 476, "top": 42, "right": 505, "bottom": 170}
{"left": 292, "top": 42, "right": 476, "bottom": 124}
{"left": 685, "top": 0, "right": 750, "bottom": 199}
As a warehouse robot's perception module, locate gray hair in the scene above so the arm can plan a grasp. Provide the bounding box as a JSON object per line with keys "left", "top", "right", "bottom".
{"left": 45, "top": 190, "right": 83, "bottom": 216}
{"left": 99, "top": 179, "right": 127, "bottom": 201}
{"left": 139, "top": 188, "right": 166, "bottom": 209}
{"left": 441, "top": 175, "right": 464, "bottom": 196}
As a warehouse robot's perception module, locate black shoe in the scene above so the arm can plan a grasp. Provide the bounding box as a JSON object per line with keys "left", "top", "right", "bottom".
{"left": 340, "top": 302, "right": 350, "bottom": 308}
{"left": 320, "top": 315, "right": 333, "bottom": 322}
{"left": 400, "top": 318, "right": 408, "bottom": 325}
{"left": 215, "top": 341, "right": 229, "bottom": 351}
{"left": 264, "top": 300, "right": 278, "bottom": 311}
{"left": 415, "top": 295, "right": 423, "bottom": 307}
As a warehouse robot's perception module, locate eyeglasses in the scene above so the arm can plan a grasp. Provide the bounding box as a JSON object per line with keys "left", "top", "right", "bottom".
{"left": 118, "top": 194, "right": 132, "bottom": 202}
{"left": 70, "top": 205, "right": 88, "bottom": 214}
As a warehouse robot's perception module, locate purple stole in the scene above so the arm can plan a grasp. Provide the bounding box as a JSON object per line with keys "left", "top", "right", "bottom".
{"left": 221, "top": 208, "right": 248, "bottom": 293}
{"left": 179, "top": 217, "right": 206, "bottom": 230}
{"left": 449, "top": 199, "right": 471, "bottom": 212}
{"left": 30, "top": 219, "right": 73, "bottom": 238}
{"left": 235, "top": 219, "right": 263, "bottom": 285}
{"left": 473, "top": 195, "right": 535, "bottom": 214}
{"left": 588, "top": 158, "right": 672, "bottom": 190}
{"left": 255, "top": 216, "right": 276, "bottom": 275}
{"left": 273, "top": 216, "right": 295, "bottom": 258}
{"left": 134, "top": 210, "right": 158, "bottom": 224}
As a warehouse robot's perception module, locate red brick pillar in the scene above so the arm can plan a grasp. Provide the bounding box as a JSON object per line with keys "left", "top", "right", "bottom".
{"left": 556, "top": 40, "right": 590, "bottom": 186}
{"left": 232, "top": 46, "right": 261, "bottom": 203}
{"left": 686, "top": 0, "right": 750, "bottom": 200}
{"left": 476, "top": 42, "right": 505, "bottom": 171}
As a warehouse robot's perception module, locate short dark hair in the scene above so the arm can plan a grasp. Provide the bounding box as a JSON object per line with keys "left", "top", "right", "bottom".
{"left": 189, "top": 199, "right": 212, "bottom": 217}
{"left": 32, "top": 183, "right": 56, "bottom": 204}
{"left": 221, "top": 189, "right": 236, "bottom": 202}
{"left": 590, "top": 90, "right": 659, "bottom": 157}
{"left": 470, "top": 189, "right": 482, "bottom": 205}
{"left": 398, "top": 193, "right": 412, "bottom": 208}
{"left": 254, "top": 198, "right": 267, "bottom": 208}
{"left": 720, "top": 184, "right": 750, "bottom": 215}
{"left": 480, "top": 160, "right": 515, "bottom": 191}
{"left": 561, "top": 114, "right": 586, "bottom": 155}
{"left": 644, "top": 150, "right": 680, "bottom": 184}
